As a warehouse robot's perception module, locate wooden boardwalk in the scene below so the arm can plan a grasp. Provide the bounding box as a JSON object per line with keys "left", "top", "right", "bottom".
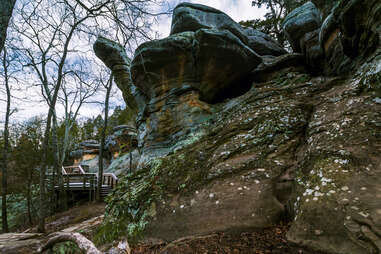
{"left": 48, "top": 165, "right": 118, "bottom": 199}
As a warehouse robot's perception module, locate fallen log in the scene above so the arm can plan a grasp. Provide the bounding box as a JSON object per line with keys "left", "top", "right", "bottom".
{"left": 38, "top": 232, "right": 101, "bottom": 254}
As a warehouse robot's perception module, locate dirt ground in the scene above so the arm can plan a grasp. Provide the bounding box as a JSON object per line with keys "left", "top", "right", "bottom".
{"left": 132, "top": 223, "right": 328, "bottom": 254}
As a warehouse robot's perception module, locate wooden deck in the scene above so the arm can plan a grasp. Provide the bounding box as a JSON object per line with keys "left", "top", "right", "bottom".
{"left": 47, "top": 165, "right": 118, "bottom": 199}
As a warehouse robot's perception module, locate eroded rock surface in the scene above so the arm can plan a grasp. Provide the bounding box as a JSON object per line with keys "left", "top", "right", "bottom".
{"left": 130, "top": 28, "right": 261, "bottom": 164}
{"left": 170, "top": 2, "right": 248, "bottom": 45}
{"left": 282, "top": 2, "right": 321, "bottom": 53}
{"left": 94, "top": 37, "right": 146, "bottom": 113}
{"left": 95, "top": 2, "right": 381, "bottom": 254}
{"left": 244, "top": 28, "right": 287, "bottom": 56}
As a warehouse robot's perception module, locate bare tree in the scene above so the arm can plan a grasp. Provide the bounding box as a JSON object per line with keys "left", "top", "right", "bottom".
{"left": 57, "top": 62, "right": 100, "bottom": 209}
{"left": 12, "top": 0, "right": 170, "bottom": 232}
{"left": 16, "top": 0, "right": 101, "bottom": 232}
{"left": 0, "top": 0, "right": 16, "bottom": 54}
{"left": 1, "top": 49, "right": 11, "bottom": 233}
{"left": 96, "top": 73, "right": 113, "bottom": 201}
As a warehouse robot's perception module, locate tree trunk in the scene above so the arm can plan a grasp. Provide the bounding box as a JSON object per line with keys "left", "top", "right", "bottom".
{"left": 0, "top": 0, "right": 16, "bottom": 54}
{"left": 97, "top": 75, "right": 113, "bottom": 201}
{"left": 1, "top": 48, "right": 10, "bottom": 233}
{"left": 27, "top": 171, "right": 33, "bottom": 226}
{"left": 38, "top": 232, "right": 102, "bottom": 254}
{"left": 51, "top": 113, "right": 60, "bottom": 212}
{"left": 38, "top": 111, "right": 53, "bottom": 233}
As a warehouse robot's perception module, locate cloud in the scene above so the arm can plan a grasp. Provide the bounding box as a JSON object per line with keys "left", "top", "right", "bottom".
{"left": 154, "top": 0, "right": 266, "bottom": 38}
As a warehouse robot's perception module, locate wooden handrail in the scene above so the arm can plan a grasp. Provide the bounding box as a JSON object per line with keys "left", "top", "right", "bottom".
{"left": 63, "top": 165, "right": 86, "bottom": 175}
{"left": 102, "top": 173, "right": 118, "bottom": 188}
{"left": 53, "top": 167, "right": 118, "bottom": 190}
{"left": 78, "top": 165, "right": 86, "bottom": 174}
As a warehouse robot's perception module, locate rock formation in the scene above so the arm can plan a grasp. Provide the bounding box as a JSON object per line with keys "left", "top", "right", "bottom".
{"left": 244, "top": 28, "right": 287, "bottom": 56}
{"left": 130, "top": 11, "right": 263, "bottom": 164}
{"left": 95, "top": 1, "right": 381, "bottom": 253}
{"left": 70, "top": 140, "right": 102, "bottom": 172}
{"left": 93, "top": 37, "right": 146, "bottom": 115}
{"left": 282, "top": 2, "right": 323, "bottom": 72}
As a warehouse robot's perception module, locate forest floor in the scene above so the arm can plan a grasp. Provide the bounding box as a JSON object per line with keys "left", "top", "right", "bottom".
{"left": 23, "top": 202, "right": 105, "bottom": 234}
{"left": 2, "top": 203, "right": 328, "bottom": 253}
{"left": 132, "top": 223, "right": 328, "bottom": 254}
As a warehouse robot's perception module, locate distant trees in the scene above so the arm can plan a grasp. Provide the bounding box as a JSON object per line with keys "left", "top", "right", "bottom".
{"left": 12, "top": 118, "right": 43, "bottom": 226}
{"left": 241, "top": 0, "right": 307, "bottom": 46}
{"left": 0, "top": 0, "right": 17, "bottom": 234}
{"left": 0, "top": 32, "right": 22, "bottom": 233}
{"left": 0, "top": 0, "right": 170, "bottom": 233}
{"left": 13, "top": 0, "right": 169, "bottom": 232}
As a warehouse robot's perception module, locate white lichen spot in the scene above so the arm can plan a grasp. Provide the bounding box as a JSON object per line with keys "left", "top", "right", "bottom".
{"left": 215, "top": 200, "right": 220, "bottom": 205}
{"left": 209, "top": 193, "right": 215, "bottom": 199}
{"left": 180, "top": 205, "right": 184, "bottom": 209}
{"left": 341, "top": 186, "right": 349, "bottom": 191}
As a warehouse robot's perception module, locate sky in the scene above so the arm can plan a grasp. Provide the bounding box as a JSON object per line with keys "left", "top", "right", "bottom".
{"left": 0, "top": 0, "right": 265, "bottom": 126}
{"left": 154, "top": 0, "right": 264, "bottom": 38}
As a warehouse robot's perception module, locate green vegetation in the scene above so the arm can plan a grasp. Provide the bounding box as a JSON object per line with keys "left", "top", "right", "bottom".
{"left": 52, "top": 241, "right": 82, "bottom": 254}
{"left": 0, "top": 193, "right": 38, "bottom": 230}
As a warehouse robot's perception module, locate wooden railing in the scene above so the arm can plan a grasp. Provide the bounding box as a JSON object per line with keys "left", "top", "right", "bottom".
{"left": 62, "top": 165, "right": 86, "bottom": 175}
{"left": 102, "top": 173, "right": 118, "bottom": 189}
{"left": 49, "top": 166, "right": 118, "bottom": 190}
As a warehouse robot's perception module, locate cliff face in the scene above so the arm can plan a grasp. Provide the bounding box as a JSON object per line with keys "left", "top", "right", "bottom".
{"left": 95, "top": 1, "right": 381, "bottom": 253}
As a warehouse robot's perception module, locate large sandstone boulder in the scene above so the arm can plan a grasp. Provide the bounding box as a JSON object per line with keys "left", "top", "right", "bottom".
{"left": 244, "top": 28, "right": 287, "bottom": 56}
{"left": 251, "top": 53, "right": 307, "bottom": 82}
{"left": 130, "top": 29, "right": 261, "bottom": 161}
{"left": 319, "top": 13, "right": 351, "bottom": 75}
{"left": 94, "top": 2, "right": 381, "bottom": 253}
{"left": 93, "top": 37, "right": 146, "bottom": 114}
{"left": 282, "top": 1, "right": 322, "bottom": 53}
{"left": 131, "top": 29, "right": 261, "bottom": 104}
{"left": 311, "top": 0, "right": 337, "bottom": 19}
{"left": 170, "top": 2, "right": 248, "bottom": 45}
{"left": 318, "top": 0, "right": 381, "bottom": 75}
{"left": 335, "top": 0, "right": 380, "bottom": 59}
{"left": 287, "top": 47, "right": 381, "bottom": 254}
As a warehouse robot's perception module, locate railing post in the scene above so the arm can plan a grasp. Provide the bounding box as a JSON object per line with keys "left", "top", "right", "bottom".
{"left": 89, "top": 176, "right": 92, "bottom": 202}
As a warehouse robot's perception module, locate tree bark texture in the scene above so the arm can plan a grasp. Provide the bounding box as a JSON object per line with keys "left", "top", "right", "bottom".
{"left": 38, "top": 232, "right": 102, "bottom": 254}
{"left": 1, "top": 48, "right": 10, "bottom": 233}
{"left": 0, "top": 0, "right": 16, "bottom": 54}
{"left": 97, "top": 75, "right": 113, "bottom": 201}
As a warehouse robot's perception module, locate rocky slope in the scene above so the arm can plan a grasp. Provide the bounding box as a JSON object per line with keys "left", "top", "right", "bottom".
{"left": 94, "top": 1, "right": 381, "bottom": 253}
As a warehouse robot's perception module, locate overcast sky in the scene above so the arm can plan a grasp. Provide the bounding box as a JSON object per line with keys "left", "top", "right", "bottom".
{"left": 1, "top": 0, "right": 265, "bottom": 125}
{"left": 154, "top": 0, "right": 264, "bottom": 37}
